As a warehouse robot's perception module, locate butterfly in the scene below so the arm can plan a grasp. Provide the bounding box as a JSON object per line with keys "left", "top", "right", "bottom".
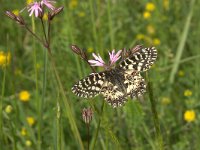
{"left": 72, "top": 46, "right": 157, "bottom": 108}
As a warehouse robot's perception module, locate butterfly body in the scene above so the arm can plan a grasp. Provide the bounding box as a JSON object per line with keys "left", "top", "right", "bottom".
{"left": 72, "top": 46, "right": 157, "bottom": 108}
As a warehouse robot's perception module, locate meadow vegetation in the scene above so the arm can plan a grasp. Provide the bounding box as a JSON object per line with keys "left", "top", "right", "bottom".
{"left": 0, "top": 0, "right": 200, "bottom": 149}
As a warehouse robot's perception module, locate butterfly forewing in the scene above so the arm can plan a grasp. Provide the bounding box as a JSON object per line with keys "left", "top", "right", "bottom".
{"left": 120, "top": 47, "right": 157, "bottom": 72}
{"left": 72, "top": 72, "right": 106, "bottom": 98}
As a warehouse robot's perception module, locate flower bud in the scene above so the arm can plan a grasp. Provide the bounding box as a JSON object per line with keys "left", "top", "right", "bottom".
{"left": 71, "top": 45, "right": 82, "bottom": 55}
{"left": 5, "top": 11, "right": 16, "bottom": 20}
{"left": 16, "top": 16, "right": 25, "bottom": 25}
{"left": 49, "top": 6, "right": 64, "bottom": 20}
{"left": 5, "top": 11, "right": 25, "bottom": 25}
{"left": 131, "top": 45, "right": 142, "bottom": 53}
{"left": 82, "top": 108, "right": 93, "bottom": 124}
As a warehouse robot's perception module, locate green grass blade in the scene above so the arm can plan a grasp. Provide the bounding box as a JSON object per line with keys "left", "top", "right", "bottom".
{"left": 50, "top": 56, "right": 84, "bottom": 150}
{"left": 169, "top": 0, "right": 196, "bottom": 84}
{"left": 147, "top": 80, "right": 164, "bottom": 150}
{"left": 0, "top": 67, "right": 6, "bottom": 150}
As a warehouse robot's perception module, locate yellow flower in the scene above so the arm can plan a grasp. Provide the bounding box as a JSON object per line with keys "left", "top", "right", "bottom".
{"left": 69, "top": 0, "right": 78, "bottom": 9}
{"left": 26, "top": 117, "right": 35, "bottom": 126}
{"left": 143, "top": 11, "right": 151, "bottom": 19}
{"left": 136, "top": 34, "right": 145, "bottom": 40}
{"left": 153, "top": 38, "right": 161, "bottom": 46}
{"left": 42, "top": 13, "right": 48, "bottom": 21}
{"left": 87, "top": 47, "right": 94, "bottom": 53}
{"left": 147, "top": 25, "right": 155, "bottom": 35}
{"left": 78, "top": 12, "right": 86, "bottom": 17}
{"left": 184, "top": 110, "right": 196, "bottom": 122}
{"left": 163, "top": 0, "right": 169, "bottom": 10}
{"left": 19, "top": 90, "right": 30, "bottom": 102}
{"left": 12, "top": 9, "right": 19, "bottom": 16}
{"left": 178, "top": 70, "right": 184, "bottom": 77}
{"left": 36, "top": 63, "right": 41, "bottom": 70}
{"left": 5, "top": 105, "right": 13, "bottom": 114}
{"left": 145, "top": 2, "right": 156, "bottom": 12}
{"left": 161, "top": 97, "right": 171, "bottom": 105}
{"left": 25, "top": 140, "right": 32, "bottom": 147}
{"left": 26, "top": 0, "right": 33, "bottom": 5}
{"left": 184, "top": 90, "right": 192, "bottom": 97}
{"left": 21, "top": 127, "right": 27, "bottom": 136}
{"left": 0, "top": 51, "right": 11, "bottom": 68}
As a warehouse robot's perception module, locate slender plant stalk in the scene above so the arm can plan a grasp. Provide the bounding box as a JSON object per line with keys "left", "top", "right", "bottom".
{"left": 25, "top": 25, "right": 43, "bottom": 44}
{"left": 66, "top": 10, "right": 82, "bottom": 78}
{"left": 48, "top": 53, "right": 84, "bottom": 150}
{"left": 91, "top": 101, "right": 105, "bottom": 150}
{"left": 38, "top": 44, "right": 47, "bottom": 149}
{"left": 0, "top": 67, "right": 6, "bottom": 150}
{"left": 159, "top": 55, "right": 200, "bottom": 72}
{"left": 10, "top": 121, "right": 17, "bottom": 150}
{"left": 89, "top": 0, "right": 99, "bottom": 53}
{"left": 87, "top": 123, "right": 90, "bottom": 150}
{"left": 107, "top": 0, "right": 114, "bottom": 50}
{"left": 23, "top": 15, "right": 84, "bottom": 149}
{"left": 169, "top": 0, "right": 195, "bottom": 84}
{"left": 30, "top": 16, "right": 42, "bottom": 150}
{"left": 41, "top": 19, "right": 48, "bottom": 43}
{"left": 56, "top": 101, "right": 61, "bottom": 150}
{"left": 38, "top": 18, "right": 48, "bottom": 150}
{"left": 147, "top": 74, "right": 164, "bottom": 150}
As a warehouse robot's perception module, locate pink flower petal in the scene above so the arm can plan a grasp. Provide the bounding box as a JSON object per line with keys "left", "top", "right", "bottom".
{"left": 89, "top": 53, "right": 105, "bottom": 67}
{"left": 109, "top": 50, "right": 122, "bottom": 65}
{"left": 27, "top": 2, "right": 42, "bottom": 17}
{"left": 41, "top": 0, "right": 56, "bottom": 10}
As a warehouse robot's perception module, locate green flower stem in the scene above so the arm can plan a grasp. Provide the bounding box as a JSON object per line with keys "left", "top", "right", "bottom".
{"left": 0, "top": 68, "right": 6, "bottom": 150}
{"left": 89, "top": 0, "right": 99, "bottom": 53}
{"left": 107, "top": 0, "right": 114, "bottom": 50}
{"left": 91, "top": 101, "right": 105, "bottom": 150}
{"left": 87, "top": 123, "right": 90, "bottom": 150}
{"left": 30, "top": 16, "right": 42, "bottom": 150}
{"left": 38, "top": 18, "right": 48, "bottom": 150}
{"left": 56, "top": 101, "right": 61, "bottom": 150}
{"left": 147, "top": 74, "right": 164, "bottom": 150}
{"left": 169, "top": 0, "right": 195, "bottom": 84}
{"left": 48, "top": 53, "right": 84, "bottom": 150}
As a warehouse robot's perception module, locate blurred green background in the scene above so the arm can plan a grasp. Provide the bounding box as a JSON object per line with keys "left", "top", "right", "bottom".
{"left": 1, "top": 0, "right": 200, "bottom": 149}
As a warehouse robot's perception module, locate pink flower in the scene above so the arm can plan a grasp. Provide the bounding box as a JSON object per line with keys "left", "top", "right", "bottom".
{"left": 109, "top": 50, "right": 122, "bottom": 65}
{"left": 88, "top": 53, "right": 105, "bottom": 66}
{"left": 28, "top": 2, "right": 42, "bottom": 17}
{"left": 41, "top": 0, "right": 56, "bottom": 10}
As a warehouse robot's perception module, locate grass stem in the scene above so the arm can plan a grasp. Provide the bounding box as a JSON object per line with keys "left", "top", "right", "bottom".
{"left": 91, "top": 101, "right": 105, "bottom": 150}
{"left": 56, "top": 101, "right": 61, "bottom": 150}
{"left": 49, "top": 53, "right": 84, "bottom": 150}
{"left": 0, "top": 67, "right": 6, "bottom": 150}
{"left": 169, "top": 0, "right": 196, "bottom": 84}
{"left": 107, "top": 0, "right": 114, "bottom": 49}
{"left": 147, "top": 76, "right": 164, "bottom": 150}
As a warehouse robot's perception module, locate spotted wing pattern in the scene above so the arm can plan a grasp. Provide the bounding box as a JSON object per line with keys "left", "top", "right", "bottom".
{"left": 101, "top": 81, "right": 127, "bottom": 108}
{"left": 96, "top": 72, "right": 147, "bottom": 108}
{"left": 124, "top": 73, "right": 147, "bottom": 99}
{"left": 119, "top": 47, "right": 157, "bottom": 72}
{"left": 72, "top": 72, "right": 106, "bottom": 98}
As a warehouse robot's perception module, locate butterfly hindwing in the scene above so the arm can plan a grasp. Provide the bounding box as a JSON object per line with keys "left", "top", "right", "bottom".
{"left": 119, "top": 47, "right": 157, "bottom": 72}
{"left": 71, "top": 72, "right": 106, "bottom": 98}
{"left": 124, "top": 72, "right": 146, "bottom": 99}
{"left": 101, "top": 81, "right": 127, "bottom": 108}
